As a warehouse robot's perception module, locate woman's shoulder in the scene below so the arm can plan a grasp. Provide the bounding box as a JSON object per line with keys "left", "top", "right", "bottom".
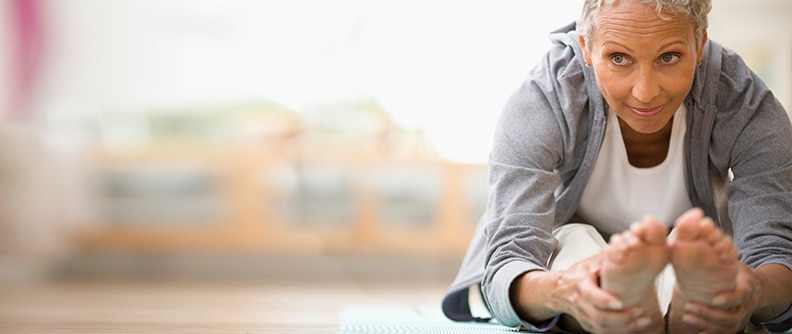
{"left": 690, "top": 38, "right": 785, "bottom": 128}
{"left": 700, "top": 39, "right": 773, "bottom": 104}
{"left": 700, "top": 39, "right": 792, "bottom": 166}
{"left": 514, "top": 23, "right": 592, "bottom": 103}
{"left": 546, "top": 23, "right": 589, "bottom": 76}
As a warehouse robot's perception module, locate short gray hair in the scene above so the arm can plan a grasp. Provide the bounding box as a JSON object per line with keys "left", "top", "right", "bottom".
{"left": 577, "top": 0, "right": 712, "bottom": 50}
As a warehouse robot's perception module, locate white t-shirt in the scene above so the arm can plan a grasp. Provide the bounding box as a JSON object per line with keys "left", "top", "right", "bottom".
{"left": 577, "top": 105, "right": 693, "bottom": 236}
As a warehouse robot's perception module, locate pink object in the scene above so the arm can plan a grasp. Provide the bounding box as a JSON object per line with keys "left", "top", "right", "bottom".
{"left": 8, "top": 0, "right": 45, "bottom": 122}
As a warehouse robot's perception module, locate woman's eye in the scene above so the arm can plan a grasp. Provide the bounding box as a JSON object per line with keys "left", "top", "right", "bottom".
{"left": 659, "top": 53, "right": 681, "bottom": 65}
{"left": 610, "top": 54, "right": 628, "bottom": 65}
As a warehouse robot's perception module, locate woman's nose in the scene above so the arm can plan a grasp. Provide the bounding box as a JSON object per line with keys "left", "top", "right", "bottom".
{"left": 632, "top": 68, "right": 661, "bottom": 104}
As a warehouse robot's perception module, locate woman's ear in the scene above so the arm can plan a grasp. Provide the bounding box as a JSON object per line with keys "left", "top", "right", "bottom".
{"left": 697, "top": 31, "right": 708, "bottom": 65}
{"left": 578, "top": 34, "right": 592, "bottom": 66}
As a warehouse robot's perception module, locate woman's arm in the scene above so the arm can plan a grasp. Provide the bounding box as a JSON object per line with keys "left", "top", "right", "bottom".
{"left": 704, "top": 44, "right": 792, "bottom": 332}
{"left": 753, "top": 264, "right": 792, "bottom": 322}
{"left": 509, "top": 252, "right": 649, "bottom": 333}
{"left": 510, "top": 270, "right": 567, "bottom": 323}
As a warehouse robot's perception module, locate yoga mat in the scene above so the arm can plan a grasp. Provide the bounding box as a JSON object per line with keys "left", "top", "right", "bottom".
{"left": 338, "top": 305, "right": 534, "bottom": 333}
{"left": 338, "top": 305, "right": 792, "bottom": 333}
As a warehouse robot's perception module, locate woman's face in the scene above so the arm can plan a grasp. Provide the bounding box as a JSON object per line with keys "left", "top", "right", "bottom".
{"left": 579, "top": 0, "right": 706, "bottom": 134}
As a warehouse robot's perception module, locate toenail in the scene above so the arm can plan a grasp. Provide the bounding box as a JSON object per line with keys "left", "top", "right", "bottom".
{"left": 684, "top": 303, "right": 700, "bottom": 314}
{"left": 635, "top": 317, "right": 651, "bottom": 329}
{"left": 631, "top": 308, "right": 644, "bottom": 318}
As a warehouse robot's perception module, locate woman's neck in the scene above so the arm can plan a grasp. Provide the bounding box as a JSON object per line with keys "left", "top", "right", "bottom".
{"left": 618, "top": 116, "right": 674, "bottom": 168}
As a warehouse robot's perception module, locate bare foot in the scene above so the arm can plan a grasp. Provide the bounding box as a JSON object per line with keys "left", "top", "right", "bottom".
{"left": 670, "top": 208, "right": 740, "bottom": 304}
{"left": 601, "top": 216, "right": 670, "bottom": 308}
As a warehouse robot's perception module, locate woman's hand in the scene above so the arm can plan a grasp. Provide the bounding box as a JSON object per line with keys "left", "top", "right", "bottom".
{"left": 677, "top": 261, "right": 759, "bottom": 332}
{"left": 554, "top": 251, "right": 658, "bottom": 333}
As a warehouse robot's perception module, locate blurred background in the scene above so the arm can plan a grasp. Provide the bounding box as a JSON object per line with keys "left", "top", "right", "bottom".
{"left": 0, "top": 0, "right": 790, "bottom": 286}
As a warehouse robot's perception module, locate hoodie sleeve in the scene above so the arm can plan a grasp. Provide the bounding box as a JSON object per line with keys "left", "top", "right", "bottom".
{"left": 480, "top": 27, "right": 592, "bottom": 329}
{"left": 703, "top": 42, "right": 792, "bottom": 332}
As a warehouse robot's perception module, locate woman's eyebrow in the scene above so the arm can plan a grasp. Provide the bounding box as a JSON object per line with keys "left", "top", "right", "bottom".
{"left": 600, "top": 41, "right": 634, "bottom": 53}
{"left": 600, "top": 39, "right": 688, "bottom": 53}
{"left": 656, "top": 39, "right": 689, "bottom": 52}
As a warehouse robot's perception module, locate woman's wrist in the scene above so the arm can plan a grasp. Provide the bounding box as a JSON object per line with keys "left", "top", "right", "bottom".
{"left": 751, "top": 264, "right": 792, "bottom": 323}
{"left": 510, "top": 270, "right": 564, "bottom": 322}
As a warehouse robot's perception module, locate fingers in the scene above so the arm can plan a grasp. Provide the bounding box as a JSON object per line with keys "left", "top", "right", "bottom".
{"left": 575, "top": 303, "right": 661, "bottom": 333}
{"left": 681, "top": 301, "right": 753, "bottom": 333}
{"left": 560, "top": 255, "right": 643, "bottom": 333}
{"left": 571, "top": 298, "right": 648, "bottom": 333}
{"left": 599, "top": 309, "right": 655, "bottom": 333}
{"left": 711, "top": 263, "right": 757, "bottom": 307}
{"left": 579, "top": 266, "right": 626, "bottom": 310}
{"left": 568, "top": 251, "right": 626, "bottom": 310}
{"left": 574, "top": 305, "right": 635, "bottom": 332}
{"left": 676, "top": 263, "right": 758, "bottom": 332}
{"left": 573, "top": 258, "right": 664, "bottom": 333}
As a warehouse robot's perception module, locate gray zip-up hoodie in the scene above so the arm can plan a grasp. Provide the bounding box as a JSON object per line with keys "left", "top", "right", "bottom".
{"left": 442, "top": 23, "right": 792, "bottom": 332}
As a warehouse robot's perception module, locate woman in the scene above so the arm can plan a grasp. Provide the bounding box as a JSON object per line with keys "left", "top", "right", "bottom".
{"left": 442, "top": 0, "right": 792, "bottom": 333}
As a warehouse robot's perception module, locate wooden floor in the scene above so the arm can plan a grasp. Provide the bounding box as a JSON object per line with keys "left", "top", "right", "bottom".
{"left": 0, "top": 279, "right": 448, "bottom": 333}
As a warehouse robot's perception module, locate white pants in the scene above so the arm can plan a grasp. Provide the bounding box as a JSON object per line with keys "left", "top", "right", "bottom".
{"left": 548, "top": 223, "right": 676, "bottom": 315}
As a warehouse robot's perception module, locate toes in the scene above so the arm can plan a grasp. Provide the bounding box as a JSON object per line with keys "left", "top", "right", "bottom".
{"left": 628, "top": 217, "right": 669, "bottom": 246}
{"left": 608, "top": 233, "right": 628, "bottom": 261}
{"left": 702, "top": 222, "right": 724, "bottom": 245}
{"left": 629, "top": 221, "right": 643, "bottom": 234}
{"left": 698, "top": 217, "right": 717, "bottom": 240}
{"left": 671, "top": 211, "right": 738, "bottom": 264}
{"left": 623, "top": 230, "right": 641, "bottom": 247}
{"left": 673, "top": 208, "right": 706, "bottom": 241}
{"left": 617, "top": 226, "right": 650, "bottom": 251}
{"left": 641, "top": 216, "right": 669, "bottom": 244}
{"left": 714, "top": 235, "right": 738, "bottom": 261}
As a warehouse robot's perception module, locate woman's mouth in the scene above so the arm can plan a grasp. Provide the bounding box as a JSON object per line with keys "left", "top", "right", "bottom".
{"left": 629, "top": 105, "right": 664, "bottom": 118}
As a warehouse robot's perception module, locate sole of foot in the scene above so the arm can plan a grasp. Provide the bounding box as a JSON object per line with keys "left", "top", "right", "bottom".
{"left": 670, "top": 208, "right": 740, "bottom": 304}
{"left": 601, "top": 216, "right": 671, "bottom": 308}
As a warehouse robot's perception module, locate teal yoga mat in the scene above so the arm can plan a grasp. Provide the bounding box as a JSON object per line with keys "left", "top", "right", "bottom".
{"left": 338, "top": 305, "right": 533, "bottom": 333}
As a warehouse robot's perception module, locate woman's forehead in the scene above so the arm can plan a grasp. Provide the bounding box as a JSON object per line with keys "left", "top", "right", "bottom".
{"left": 593, "top": 1, "right": 696, "bottom": 45}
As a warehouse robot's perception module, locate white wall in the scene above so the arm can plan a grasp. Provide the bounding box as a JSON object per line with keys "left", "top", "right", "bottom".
{"left": 709, "top": 0, "right": 792, "bottom": 113}
{"left": 33, "top": 0, "right": 584, "bottom": 162}
{"left": 2, "top": 0, "right": 791, "bottom": 162}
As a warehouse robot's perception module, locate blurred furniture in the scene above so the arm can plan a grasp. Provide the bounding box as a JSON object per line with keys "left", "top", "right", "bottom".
{"left": 73, "top": 104, "right": 486, "bottom": 258}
